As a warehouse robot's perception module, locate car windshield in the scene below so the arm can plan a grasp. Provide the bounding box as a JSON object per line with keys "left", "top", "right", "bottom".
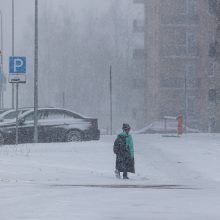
{"left": 3, "top": 109, "right": 30, "bottom": 120}
{"left": 0, "top": 109, "right": 10, "bottom": 115}
{"left": 3, "top": 111, "right": 18, "bottom": 119}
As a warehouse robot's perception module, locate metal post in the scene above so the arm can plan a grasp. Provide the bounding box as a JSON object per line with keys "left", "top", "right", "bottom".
{"left": 184, "top": 70, "right": 187, "bottom": 133}
{"left": 11, "top": 1, "right": 19, "bottom": 145}
{"left": 0, "top": 11, "right": 2, "bottom": 64}
{"left": 15, "top": 82, "right": 18, "bottom": 144}
{"left": 12, "top": 0, "right": 15, "bottom": 109}
{"left": 1, "top": 92, "right": 3, "bottom": 109}
{"left": 0, "top": 10, "right": 3, "bottom": 109}
{"left": 34, "top": 0, "right": 38, "bottom": 143}
{"left": 62, "top": 91, "right": 65, "bottom": 108}
{"left": 164, "top": 118, "right": 167, "bottom": 134}
{"left": 110, "top": 65, "right": 112, "bottom": 135}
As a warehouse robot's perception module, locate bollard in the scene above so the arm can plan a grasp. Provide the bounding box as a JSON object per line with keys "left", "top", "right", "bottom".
{"left": 177, "top": 115, "right": 183, "bottom": 135}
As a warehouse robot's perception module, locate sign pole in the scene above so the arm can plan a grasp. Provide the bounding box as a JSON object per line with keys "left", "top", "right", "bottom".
{"left": 15, "top": 82, "right": 18, "bottom": 145}
{"left": 8, "top": 57, "right": 26, "bottom": 145}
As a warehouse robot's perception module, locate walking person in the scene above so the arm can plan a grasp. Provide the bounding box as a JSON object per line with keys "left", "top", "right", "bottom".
{"left": 113, "top": 123, "right": 135, "bottom": 179}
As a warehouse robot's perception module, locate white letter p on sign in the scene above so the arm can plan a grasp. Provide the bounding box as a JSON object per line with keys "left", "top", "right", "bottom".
{"left": 14, "top": 58, "right": 24, "bottom": 72}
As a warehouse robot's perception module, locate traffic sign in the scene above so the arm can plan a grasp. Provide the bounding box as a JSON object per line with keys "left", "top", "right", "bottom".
{"left": 8, "top": 56, "right": 26, "bottom": 83}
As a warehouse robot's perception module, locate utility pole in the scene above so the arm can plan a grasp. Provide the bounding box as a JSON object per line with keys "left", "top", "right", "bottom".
{"left": 34, "top": 0, "right": 38, "bottom": 143}
{"left": 184, "top": 70, "right": 187, "bottom": 133}
{"left": 12, "top": 0, "right": 15, "bottom": 109}
{"left": 11, "top": 0, "right": 19, "bottom": 145}
{"left": 0, "top": 10, "right": 3, "bottom": 108}
{"left": 110, "top": 65, "right": 112, "bottom": 135}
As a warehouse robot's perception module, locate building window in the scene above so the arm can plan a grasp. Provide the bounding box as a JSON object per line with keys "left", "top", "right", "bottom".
{"left": 186, "top": 64, "right": 196, "bottom": 78}
{"left": 133, "top": 0, "right": 145, "bottom": 3}
{"left": 133, "top": 19, "right": 144, "bottom": 33}
{"left": 208, "top": 32, "right": 217, "bottom": 57}
{"left": 133, "top": 49, "right": 145, "bottom": 59}
{"left": 208, "top": 116, "right": 216, "bottom": 132}
{"left": 208, "top": 62, "right": 215, "bottom": 77}
{"left": 187, "top": 96, "right": 196, "bottom": 116}
{"left": 133, "top": 79, "right": 137, "bottom": 89}
{"left": 209, "top": 42, "right": 217, "bottom": 57}
{"left": 208, "top": 0, "right": 217, "bottom": 15}
{"left": 187, "top": 0, "right": 196, "bottom": 15}
{"left": 208, "top": 32, "right": 215, "bottom": 45}
{"left": 209, "top": 88, "right": 216, "bottom": 102}
{"left": 187, "top": 32, "right": 198, "bottom": 56}
{"left": 161, "top": 30, "right": 199, "bottom": 57}
{"left": 177, "top": 0, "right": 196, "bottom": 15}
{"left": 161, "top": 77, "right": 183, "bottom": 88}
{"left": 185, "top": 64, "right": 200, "bottom": 88}
{"left": 176, "top": 0, "right": 187, "bottom": 14}
{"left": 132, "top": 78, "right": 145, "bottom": 89}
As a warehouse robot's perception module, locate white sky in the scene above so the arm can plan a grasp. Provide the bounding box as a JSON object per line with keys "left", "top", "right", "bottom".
{"left": 0, "top": 0, "right": 110, "bottom": 57}
{"left": 0, "top": 0, "right": 111, "bottom": 107}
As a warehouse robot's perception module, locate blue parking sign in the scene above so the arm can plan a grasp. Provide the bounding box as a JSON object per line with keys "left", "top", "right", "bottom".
{"left": 9, "top": 57, "right": 26, "bottom": 74}
{"left": 8, "top": 56, "right": 27, "bottom": 83}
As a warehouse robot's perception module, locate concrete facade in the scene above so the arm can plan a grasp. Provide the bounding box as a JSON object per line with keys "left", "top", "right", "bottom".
{"left": 132, "top": 0, "right": 220, "bottom": 132}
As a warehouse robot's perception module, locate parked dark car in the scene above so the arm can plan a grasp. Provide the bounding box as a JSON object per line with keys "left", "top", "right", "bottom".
{"left": 0, "top": 108, "right": 32, "bottom": 122}
{"left": 0, "top": 108, "right": 100, "bottom": 145}
{"left": 0, "top": 108, "right": 12, "bottom": 115}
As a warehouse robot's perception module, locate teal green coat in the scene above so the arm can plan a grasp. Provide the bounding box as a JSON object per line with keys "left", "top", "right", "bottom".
{"left": 118, "top": 132, "right": 134, "bottom": 159}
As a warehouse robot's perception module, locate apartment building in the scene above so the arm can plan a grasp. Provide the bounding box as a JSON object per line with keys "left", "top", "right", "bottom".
{"left": 132, "top": 0, "right": 220, "bottom": 132}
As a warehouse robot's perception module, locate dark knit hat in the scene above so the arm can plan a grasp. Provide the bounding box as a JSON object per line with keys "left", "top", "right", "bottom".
{"left": 122, "top": 123, "right": 131, "bottom": 131}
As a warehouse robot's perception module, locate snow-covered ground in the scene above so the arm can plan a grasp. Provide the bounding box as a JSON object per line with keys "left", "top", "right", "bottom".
{"left": 1, "top": 134, "right": 220, "bottom": 220}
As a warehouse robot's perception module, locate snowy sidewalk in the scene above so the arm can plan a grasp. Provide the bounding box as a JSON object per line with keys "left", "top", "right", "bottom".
{"left": 0, "top": 134, "right": 220, "bottom": 219}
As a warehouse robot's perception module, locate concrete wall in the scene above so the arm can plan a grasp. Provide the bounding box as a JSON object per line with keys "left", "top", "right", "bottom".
{"left": 132, "top": 0, "right": 220, "bottom": 131}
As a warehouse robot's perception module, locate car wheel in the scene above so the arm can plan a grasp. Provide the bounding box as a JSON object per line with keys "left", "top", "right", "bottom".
{"left": 65, "top": 130, "right": 82, "bottom": 142}
{"left": 0, "top": 133, "right": 4, "bottom": 145}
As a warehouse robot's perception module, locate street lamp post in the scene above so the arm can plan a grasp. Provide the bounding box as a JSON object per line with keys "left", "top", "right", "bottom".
{"left": 0, "top": 10, "right": 3, "bottom": 109}
{"left": 34, "top": 0, "right": 38, "bottom": 143}
{"left": 12, "top": 0, "right": 15, "bottom": 109}
{"left": 184, "top": 70, "right": 187, "bottom": 133}
{"left": 10, "top": 0, "right": 19, "bottom": 145}
{"left": 0, "top": 10, "right": 3, "bottom": 64}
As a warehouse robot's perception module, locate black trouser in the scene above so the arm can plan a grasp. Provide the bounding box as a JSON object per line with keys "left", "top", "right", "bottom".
{"left": 122, "top": 172, "right": 127, "bottom": 178}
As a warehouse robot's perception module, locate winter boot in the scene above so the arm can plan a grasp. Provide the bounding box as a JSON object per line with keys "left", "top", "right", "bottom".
{"left": 123, "top": 172, "right": 129, "bottom": 179}
{"left": 115, "top": 169, "right": 120, "bottom": 179}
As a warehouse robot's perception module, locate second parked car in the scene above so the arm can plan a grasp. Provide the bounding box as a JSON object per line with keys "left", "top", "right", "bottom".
{"left": 0, "top": 108, "right": 32, "bottom": 123}
{"left": 0, "top": 107, "right": 100, "bottom": 145}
